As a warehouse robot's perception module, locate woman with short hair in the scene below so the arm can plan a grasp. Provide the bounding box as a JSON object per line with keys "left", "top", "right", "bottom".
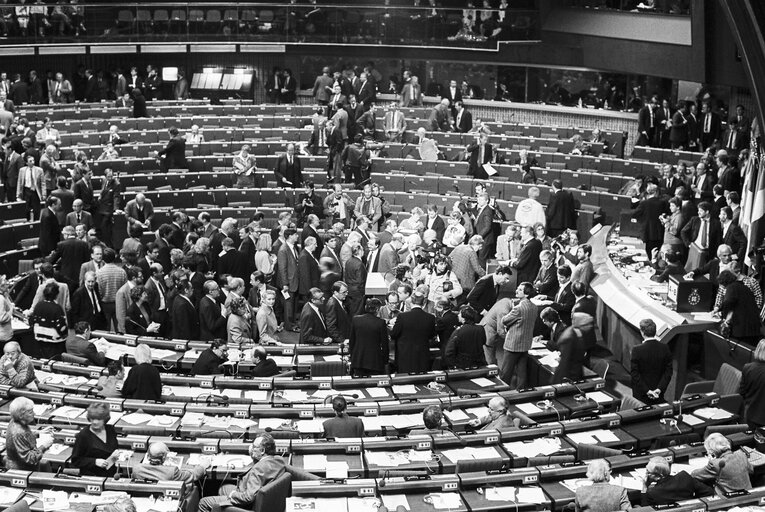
{"left": 692, "top": 432, "right": 753, "bottom": 495}
{"left": 444, "top": 305, "right": 486, "bottom": 369}
{"left": 5, "top": 396, "right": 53, "bottom": 470}
{"left": 71, "top": 403, "right": 119, "bottom": 477}
{"left": 120, "top": 344, "right": 162, "bottom": 401}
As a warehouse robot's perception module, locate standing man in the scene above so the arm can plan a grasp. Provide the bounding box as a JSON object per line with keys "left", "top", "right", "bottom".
{"left": 474, "top": 194, "right": 495, "bottom": 265}
{"left": 449, "top": 235, "right": 486, "bottom": 293}
{"left": 681, "top": 201, "right": 722, "bottom": 272}
{"left": 96, "top": 248, "right": 127, "bottom": 332}
{"left": 699, "top": 102, "right": 721, "bottom": 151}
{"left": 545, "top": 179, "right": 577, "bottom": 237}
{"left": 273, "top": 143, "right": 303, "bottom": 188}
{"left": 38, "top": 196, "right": 60, "bottom": 257}
{"left": 383, "top": 103, "right": 406, "bottom": 142}
{"left": 637, "top": 95, "right": 657, "bottom": 147}
{"left": 299, "top": 288, "right": 332, "bottom": 345}
{"left": 17, "top": 154, "right": 45, "bottom": 221}
{"left": 391, "top": 292, "right": 436, "bottom": 373}
{"left": 500, "top": 282, "right": 537, "bottom": 388}
{"left": 171, "top": 281, "right": 200, "bottom": 340}
{"left": 344, "top": 245, "right": 367, "bottom": 316}
{"left": 298, "top": 237, "right": 321, "bottom": 304}
{"left": 198, "top": 281, "right": 227, "bottom": 341}
{"left": 466, "top": 132, "right": 493, "bottom": 180}
{"left": 96, "top": 168, "right": 121, "bottom": 247}
{"left": 312, "top": 67, "right": 334, "bottom": 106}
{"left": 632, "top": 183, "right": 669, "bottom": 258}
{"left": 156, "top": 127, "right": 187, "bottom": 173}
{"left": 453, "top": 101, "right": 472, "bottom": 133}
{"left": 511, "top": 226, "right": 542, "bottom": 285}
{"left": 276, "top": 229, "right": 300, "bottom": 332}
{"left": 630, "top": 319, "right": 673, "bottom": 404}
{"left": 265, "top": 66, "right": 282, "bottom": 104}
{"left": 233, "top": 144, "right": 257, "bottom": 188}
{"left": 428, "top": 98, "right": 451, "bottom": 132}
{"left": 325, "top": 281, "right": 351, "bottom": 344}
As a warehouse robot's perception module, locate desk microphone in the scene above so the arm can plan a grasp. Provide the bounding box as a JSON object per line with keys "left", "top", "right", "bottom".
{"left": 715, "top": 459, "right": 726, "bottom": 491}
{"left": 440, "top": 427, "right": 468, "bottom": 447}
{"left": 563, "top": 377, "right": 588, "bottom": 402}
{"left": 378, "top": 469, "right": 432, "bottom": 487}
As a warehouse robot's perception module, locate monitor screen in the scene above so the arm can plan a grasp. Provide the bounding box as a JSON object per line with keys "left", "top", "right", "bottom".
{"left": 162, "top": 67, "right": 178, "bottom": 81}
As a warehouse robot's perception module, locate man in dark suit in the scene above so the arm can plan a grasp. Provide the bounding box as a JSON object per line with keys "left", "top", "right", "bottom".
{"left": 641, "top": 457, "right": 713, "bottom": 506}
{"left": 533, "top": 250, "right": 558, "bottom": 297}
{"left": 14, "top": 259, "right": 43, "bottom": 310}
{"left": 325, "top": 281, "right": 351, "bottom": 344}
{"left": 511, "top": 226, "right": 543, "bottom": 285}
{"left": 190, "top": 339, "right": 228, "bottom": 375}
{"left": 344, "top": 245, "right": 367, "bottom": 316}
{"left": 277, "top": 229, "right": 300, "bottom": 331}
{"left": 453, "top": 101, "right": 472, "bottom": 133}
{"left": 689, "top": 162, "right": 715, "bottom": 203}
{"left": 69, "top": 271, "right": 106, "bottom": 330}
{"left": 442, "top": 79, "right": 462, "bottom": 110}
{"left": 725, "top": 104, "right": 751, "bottom": 152}
{"left": 365, "top": 238, "right": 381, "bottom": 273}
{"left": 548, "top": 266, "right": 576, "bottom": 325}
{"left": 264, "top": 66, "right": 282, "bottom": 103}
{"left": 300, "top": 215, "right": 324, "bottom": 259}
{"left": 424, "top": 205, "right": 446, "bottom": 243}
{"left": 699, "top": 102, "right": 721, "bottom": 151}
{"left": 299, "top": 288, "right": 333, "bottom": 344}
{"left": 632, "top": 183, "right": 670, "bottom": 258}
{"left": 467, "top": 132, "right": 494, "bottom": 180}
{"left": 251, "top": 346, "right": 279, "bottom": 377}
{"left": 65, "top": 199, "right": 94, "bottom": 231}
{"left": 680, "top": 202, "right": 722, "bottom": 270}
{"left": 355, "top": 72, "right": 375, "bottom": 107}
{"left": 73, "top": 168, "right": 95, "bottom": 214}
{"left": 637, "top": 96, "right": 657, "bottom": 147}
{"left": 273, "top": 143, "right": 303, "bottom": 188}
{"left": 156, "top": 126, "right": 187, "bottom": 172}
{"left": 65, "top": 322, "right": 107, "bottom": 366}
{"left": 171, "top": 282, "right": 200, "bottom": 340}
{"left": 391, "top": 292, "right": 436, "bottom": 373}
{"left": 474, "top": 193, "right": 496, "bottom": 265}
{"left": 198, "top": 281, "right": 227, "bottom": 341}
{"left": 217, "top": 237, "right": 248, "bottom": 281}
{"left": 47, "top": 226, "right": 89, "bottom": 286}
{"left": 715, "top": 151, "right": 739, "bottom": 194}
{"left": 155, "top": 224, "right": 174, "bottom": 273}
{"left": 124, "top": 193, "right": 154, "bottom": 230}
{"left": 38, "top": 196, "right": 61, "bottom": 258}
{"left": 655, "top": 99, "right": 673, "bottom": 148}
{"left": 466, "top": 266, "right": 513, "bottom": 316}
{"left": 546, "top": 179, "right": 578, "bottom": 237}
{"left": 720, "top": 207, "right": 747, "bottom": 262}
{"left": 551, "top": 312, "right": 590, "bottom": 384}
{"left": 631, "top": 318, "right": 673, "bottom": 404}
{"left": 298, "top": 237, "right": 321, "bottom": 303}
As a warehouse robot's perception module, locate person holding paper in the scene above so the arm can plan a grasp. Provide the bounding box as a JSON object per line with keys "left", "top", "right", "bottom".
{"left": 5, "top": 397, "right": 54, "bottom": 470}
{"left": 640, "top": 456, "right": 712, "bottom": 505}
{"left": 466, "top": 132, "right": 494, "bottom": 180}
{"left": 691, "top": 433, "right": 752, "bottom": 495}
{"left": 71, "top": 403, "right": 119, "bottom": 477}
{"left": 500, "top": 282, "right": 537, "bottom": 388}
{"left": 468, "top": 397, "right": 514, "bottom": 431}
{"left": 575, "top": 459, "right": 631, "bottom": 512}
{"left": 133, "top": 441, "right": 208, "bottom": 487}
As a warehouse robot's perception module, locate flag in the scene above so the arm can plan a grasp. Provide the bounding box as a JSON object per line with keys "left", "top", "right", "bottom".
{"left": 743, "top": 140, "right": 765, "bottom": 267}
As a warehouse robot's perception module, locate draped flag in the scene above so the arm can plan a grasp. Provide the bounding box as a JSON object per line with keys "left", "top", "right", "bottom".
{"left": 741, "top": 139, "right": 765, "bottom": 268}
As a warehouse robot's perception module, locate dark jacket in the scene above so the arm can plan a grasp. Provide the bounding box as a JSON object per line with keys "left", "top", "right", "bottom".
{"left": 740, "top": 361, "right": 765, "bottom": 427}
{"left": 70, "top": 286, "right": 105, "bottom": 329}
{"left": 630, "top": 338, "right": 673, "bottom": 403}
{"left": 322, "top": 415, "right": 365, "bottom": 438}
{"left": 171, "top": 295, "right": 199, "bottom": 340}
{"left": 299, "top": 303, "right": 328, "bottom": 344}
{"left": 632, "top": 196, "right": 669, "bottom": 242}
{"left": 680, "top": 216, "right": 722, "bottom": 256}
{"left": 251, "top": 358, "right": 279, "bottom": 377}
{"left": 38, "top": 207, "right": 60, "bottom": 257}
{"left": 65, "top": 335, "right": 106, "bottom": 366}
{"left": 444, "top": 323, "right": 487, "bottom": 368}
{"left": 720, "top": 281, "right": 761, "bottom": 340}
{"left": 297, "top": 249, "right": 320, "bottom": 297}
{"left": 546, "top": 189, "right": 578, "bottom": 235}
{"left": 191, "top": 347, "right": 225, "bottom": 375}
{"left": 198, "top": 295, "right": 226, "bottom": 341}
{"left": 48, "top": 237, "right": 89, "bottom": 285}
{"left": 325, "top": 295, "right": 350, "bottom": 344}
{"left": 71, "top": 424, "right": 119, "bottom": 477}
{"left": 158, "top": 135, "right": 187, "bottom": 170}
{"left": 642, "top": 471, "right": 713, "bottom": 506}
{"left": 513, "top": 238, "right": 543, "bottom": 284}
{"left": 391, "top": 307, "right": 436, "bottom": 373}
{"left": 121, "top": 362, "right": 162, "bottom": 400}
{"left": 551, "top": 326, "right": 586, "bottom": 384}
{"left": 349, "top": 313, "right": 389, "bottom": 375}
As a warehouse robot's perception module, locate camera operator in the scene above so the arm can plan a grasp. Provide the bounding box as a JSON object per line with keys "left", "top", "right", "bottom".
{"left": 322, "top": 183, "right": 353, "bottom": 228}
{"left": 354, "top": 183, "right": 382, "bottom": 233}
{"left": 294, "top": 181, "right": 323, "bottom": 227}
{"left": 341, "top": 134, "right": 370, "bottom": 187}
{"left": 414, "top": 255, "right": 462, "bottom": 311}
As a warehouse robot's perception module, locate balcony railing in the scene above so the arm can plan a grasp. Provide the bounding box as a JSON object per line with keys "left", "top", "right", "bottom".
{"left": 0, "top": 3, "right": 540, "bottom": 48}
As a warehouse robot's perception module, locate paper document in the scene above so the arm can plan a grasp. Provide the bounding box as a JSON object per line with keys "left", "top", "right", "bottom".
{"left": 366, "top": 387, "right": 389, "bottom": 398}
{"left": 429, "top": 493, "right": 462, "bottom": 509}
{"left": 485, "top": 486, "right": 517, "bottom": 501}
{"left": 325, "top": 461, "right": 349, "bottom": 479}
{"left": 516, "top": 402, "right": 543, "bottom": 415}
{"left": 41, "top": 490, "right": 70, "bottom": 511}
{"left": 444, "top": 409, "right": 469, "bottom": 422}
{"left": 483, "top": 163, "right": 498, "bottom": 176}
{"left": 693, "top": 407, "right": 732, "bottom": 420}
{"left": 0, "top": 487, "right": 23, "bottom": 505}
{"left": 382, "top": 495, "right": 410, "bottom": 511}
{"left": 50, "top": 406, "right": 83, "bottom": 420}
{"left": 470, "top": 377, "right": 494, "bottom": 387}
{"left": 302, "top": 454, "right": 328, "bottom": 471}
{"left": 584, "top": 391, "right": 611, "bottom": 403}
{"left": 517, "top": 487, "right": 546, "bottom": 504}
{"left": 47, "top": 443, "right": 69, "bottom": 456}
{"left": 682, "top": 414, "right": 705, "bottom": 426}
{"left": 392, "top": 384, "right": 417, "bottom": 395}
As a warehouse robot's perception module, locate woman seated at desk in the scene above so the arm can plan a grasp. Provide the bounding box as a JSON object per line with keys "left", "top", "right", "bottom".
{"left": 71, "top": 403, "right": 119, "bottom": 477}
{"left": 96, "top": 360, "right": 124, "bottom": 398}
{"left": 575, "top": 459, "right": 630, "bottom": 512}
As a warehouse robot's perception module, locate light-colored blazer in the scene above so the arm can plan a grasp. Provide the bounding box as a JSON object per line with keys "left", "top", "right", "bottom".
{"left": 501, "top": 298, "right": 537, "bottom": 352}
{"left": 227, "top": 313, "right": 253, "bottom": 345}
{"left": 574, "top": 482, "right": 630, "bottom": 512}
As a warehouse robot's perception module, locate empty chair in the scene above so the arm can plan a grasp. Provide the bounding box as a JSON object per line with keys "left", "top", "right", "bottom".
{"left": 153, "top": 9, "right": 169, "bottom": 33}
{"left": 115, "top": 10, "right": 135, "bottom": 33}
{"left": 135, "top": 9, "right": 152, "bottom": 35}
{"left": 169, "top": 9, "right": 187, "bottom": 34}
{"left": 205, "top": 9, "right": 222, "bottom": 33}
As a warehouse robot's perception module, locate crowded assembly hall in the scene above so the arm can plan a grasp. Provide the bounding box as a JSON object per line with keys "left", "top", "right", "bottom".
{"left": 0, "top": 1, "right": 764, "bottom": 512}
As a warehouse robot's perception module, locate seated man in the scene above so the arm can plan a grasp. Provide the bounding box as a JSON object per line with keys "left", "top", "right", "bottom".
{"left": 408, "top": 405, "right": 446, "bottom": 436}
{"left": 0, "top": 342, "right": 36, "bottom": 389}
{"left": 197, "top": 434, "right": 285, "bottom": 512}
{"left": 251, "top": 345, "right": 279, "bottom": 378}
{"left": 641, "top": 456, "right": 713, "bottom": 505}
{"left": 133, "top": 441, "right": 208, "bottom": 487}
{"left": 65, "top": 321, "right": 106, "bottom": 366}
{"left": 190, "top": 338, "right": 228, "bottom": 376}
{"left": 468, "top": 397, "right": 514, "bottom": 430}
{"left": 322, "top": 395, "right": 364, "bottom": 439}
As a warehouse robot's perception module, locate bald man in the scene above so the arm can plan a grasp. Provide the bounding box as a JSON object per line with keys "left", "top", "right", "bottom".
{"left": 132, "top": 442, "right": 208, "bottom": 486}
{"left": 468, "top": 397, "right": 515, "bottom": 430}
{"left": 641, "top": 456, "right": 712, "bottom": 505}
{"left": 124, "top": 192, "right": 154, "bottom": 230}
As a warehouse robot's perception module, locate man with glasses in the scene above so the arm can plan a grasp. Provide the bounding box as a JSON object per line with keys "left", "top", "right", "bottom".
{"left": 190, "top": 339, "right": 229, "bottom": 376}
{"left": 0, "top": 342, "right": 36, "bottom": 389}
{"left": 468, "top": 396, "right": 514, "bottom": 430}
{"left": 299, "top": 288, "right": 333, "bottom": 345}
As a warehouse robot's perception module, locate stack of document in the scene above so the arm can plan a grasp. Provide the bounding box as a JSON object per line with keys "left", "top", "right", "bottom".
{"left": 132, "top": 497, "right": 179, "bottom": 512}
{"left": 561, "top": 478, "right": 593, "bottom": 493}
{"left": 41, "top": 490, "right": 69, "bottom": 511}
{"left": 504, "top": 437, "right": 562, "bottom": 458}
{"left": 693, "top": 407, "right": 733, "bottom": 420}
{"left": 0, "top": 486, "right": 23, "bottom": 505}
{"left": 286, "top": 497, "right": 350, "bottom": 512}
{"left": 584, "top": 391, "right": 612, "bottom": 403}
{"left": 120, "top": 412, "right": 154, "bottom": 425}
{"left": 428, "top": 493, "right": 462, "bottom": 509}
{"left": 567, "top": 429, "right": 619, "bottom": 445}
{"left": 485, "top": 486, "right": 546, "bottom": 503}
{"left": 381, "top": 494, "right": 410, "bottom": 511}
{"left": 365, "top": 451, "right": 411, "bottom": 467}
{"left": 441, "top": 446, "right": 499, "bottom": 462}
{"left": 50, "top": 406, "right": 83, "bottom": 420}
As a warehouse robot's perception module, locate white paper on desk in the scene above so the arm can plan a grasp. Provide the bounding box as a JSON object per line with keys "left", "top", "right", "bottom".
{"left": 407, "top": 449, "right": 434, "bottom": 462}
{"left": 585, "top": 391, "right": 611, "bottom": 404}
{"left": 287, "top": 497, "right": 348, "bottom": 512}
{"left": 366, "top": 451, "right": 408, "bottom": 467}
{"left": 310, "top": 389, "right": 335, "bottom": 399}
{"left": 504, "top": 437, "right": 561, "bottom": 458}
{"left": 185, "top": 454, "right": 213, "bottom": 467}
{"left": 297, "top": 354, "right": 315, "bottom": 363}
{"left": 430, "top": 492, "right": 462, "bottom": 509}
{"left": 302, "top": 454, "right": 328, "bottom": 471}
{"left": 516, "top": 402, "right": 543, "bottom": 415}
{"left": 243, "top": 390, "right": 269, "bottom": 401}
{"left": 529, "top": 348, "right": 552, "bottom": 357}
{"left": 615, "top": 475, "right": 644, "bottom": 490}
{"left": 593, "top": 429, "right": 620, "bottom": 443}
{"left": 151, "top": 349, "right": 179, "bottom": 360}
{"left": 0, "top": 487, "right": 23, "bottom": 505}
{"left": 203, "top": 416, "right": 232, "bottom": 429}
{"left": 517, "top": 487, "right": 546, "bottom": 504}
{"left": 483, "top": 163, "right": 498, "bottom": 176}
{"left": 46, "top": 443, "right": 69, "bottom": 456}
{"left": 444, "top": 409, "right": 469, "bottom": 422}
{"left": 465, "top": 406, "right": 490, "bottom": 418}
{"left": 561, "top": 478, "right": 592, "bottom": 493}
{"left": 348, "top": 497, "right": 382, "bottom": 512}
{"left": 470, "top": 377, "right": 494, "bottom": 387}
{"left": 391, "top": 414, "right": 423, "bottom": 429}
{"left": 41, "top": 490, "right": 69, "bottom": 511}
{"left": 272, "top": 356, "right": 295, "bottom": 366}
{"left": 682, "top": 414, "right": 705, "bottom": 426}
{"left": 392, "top": 384, "right": 417, "bottom": 394}
{"left": 694, "top": 407, "right": 732, "bottom": 420}
{"left": 11, "top": 318, "right": 28, "bottom": 331}
{"left": 691, "top": 312, "right": 718, "bottom": 322}
{"left": 147, "top": 415, "right": 176, "bottom": 427}
{"left": 296, "top": 419, "right": 325, "bottom": 434}
{"left": 539, "top": 353, "right": 560, "bottom": 368}
{"left": 441, "top": 448, "right": 471, "bottom": 462}
{"left": 180, "top": 412, "right": 205, "bottom": 427}
{"left": 212, "top": 454, "right": 253, "bottom": 469}
{"left": 133, "top": 497, "right": 179, "bottom": 512}
{"left": 366, "top": 387, "right": 389, "bottom": 398}
{"left": 279, "top": 389, "right": 309, "bottom": 402}
{"left": 567, "top": 432, "right": 597, "bottom": 445}
{"left": 485, "top": 486, "right": 517, "bottom": 501}
{"left": 33, "top": 404, "right": 52, "bottom": 416}
{"left": 326, "top": 461, "right": 349, "bottom": 479}
{"left": 50, "top": 406, "right": 83, "bottom": 420}
{"left": 229, "top": 418, "right": 257, "bottom": 429}
{"left": 163, "top": 386, "right": 198, "bottom": 398}
{"left": 258, "top": 417, "right": 295, "bottom": 430}
{"left": 323, "top": 355, "right": 343, "bottom": 362}
{"left": 382, "top": 494, "right": 410, "bottom": 511}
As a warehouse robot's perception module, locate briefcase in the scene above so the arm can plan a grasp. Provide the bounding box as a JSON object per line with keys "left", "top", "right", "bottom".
{"left": 667, "top": 275, "right": 716, "bottom": 313}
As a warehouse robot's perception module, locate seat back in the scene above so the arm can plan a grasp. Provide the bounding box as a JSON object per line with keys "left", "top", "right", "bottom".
{"left": 456, "top": 458, "right": 505, "bottom": 473}
{"left": 310, "top": 361, "right": 345, "bottom": 377}
{"left": 619, "top": 395, "right": 645, "bottom": 411}
{"left": 62, "top": 353, "right": 90, "bottom": 366}
{"left": 576, "top": 443, "right": 621, "bottom": 460}
{"left": 254, "top": 473, "right": 291, "bottom": 512}
{"left": 713, "top": 363, "right": 741, "bottom": 396}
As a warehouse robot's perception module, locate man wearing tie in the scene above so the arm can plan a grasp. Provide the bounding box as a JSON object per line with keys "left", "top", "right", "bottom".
{"left": 277, "top": 229, "right": 300, "bottom": 332}
{"left": 681, "top": 201, "right": 722, "bottom": 272}
{"left": 699, "top": 102, "right": 721, "bottom": 151}
{"left": 453, "top": 100, "right": 473, "bottom": 133}
{"left": 637, "top": 95, "right": 657, "bottom": 147}
{"left": 70, "top": 271, "right": 105, "bottom": 330}
{"left": 726, "top": 104, "right": 751, "bottom": 152}
{"left": 299, "top": 288, "right": 333, "bottom": 344}
{"left": 273, "top": 143, "right": 303, "bottom": 188}
{"left": 383, "top": 103, "right": 406, "bottom": 142}
{"left": 145, "top": 263, "right": 169, "bottom": 336}
{"left": 690, "top": 162, "right": 714, "bottom": 203}
{"left": 327, "top": 84, "right": 346, "bottom": 117}
{"left": 366, "top": 238, "right": 381, "bottom": 273}
{"left": 442, "top": 79, "right": 462, "bottom": 117}
{"left": 16, "top": 155, "right": 44, "bottom": 221}
{"left": 65, "top": 199, "right": 94, "bottom": 231}
{"left": 0, "top": 73, "right": 9, "bottom": 97}
{"left": 467, "top": 132, "right": 493, "bottom": 180}
{"left": 298, "top": 237, "right": 321, "bottom": 304}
